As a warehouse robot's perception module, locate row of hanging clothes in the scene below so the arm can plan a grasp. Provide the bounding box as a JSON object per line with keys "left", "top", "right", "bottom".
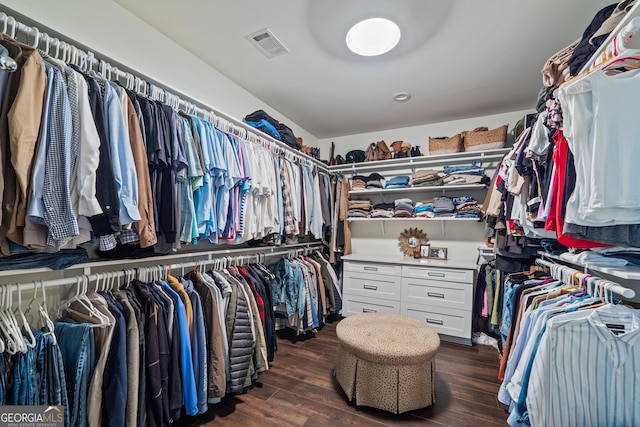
{"left": 0, "top": 249, "right": 341, "bottom": 427}
{"left": 488, "top": 260, "right": 639, "bottom": 427}
{"left": 483, "top": 2, "right": 640, "bottom": 271}
{"left": 0, "top": 24, "right": 333, "bottom": 262}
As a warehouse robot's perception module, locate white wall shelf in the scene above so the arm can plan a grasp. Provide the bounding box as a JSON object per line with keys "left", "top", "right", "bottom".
{"left": 329, "top": 148, "right": 509, "bottom": 175}
{"left": 348, "top": 183, "right": 487, "bottom": 197}
{"left": 540, "top": 252, "right": 640, "bottom": 282}
{"left": 348, "top": 216, "right": 482, "bottom": 237}
{"left": 347, "top": 217, "right": 480, "bottom": 222}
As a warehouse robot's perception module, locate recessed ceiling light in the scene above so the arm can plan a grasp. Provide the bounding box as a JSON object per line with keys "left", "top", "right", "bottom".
{"left": 393, "top": 92, "right": 411, "bottom": 102}
{"left": 346, "top": 18, "right": 401, "bottom": 56}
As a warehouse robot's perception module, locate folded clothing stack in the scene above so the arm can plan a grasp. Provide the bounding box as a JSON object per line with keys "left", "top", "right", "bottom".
{"left": 371, "top": 202, "right": 395, "bottom": 218}
{"left": 442, "top": 173, "right": 491, "bottom": 186}
{"left": 385, "top": 175, "right": 410, "bottom": 189}
{"left": 453, "top": 196, "right": 483, "bottom": 219}
{"left": 365, "top": 173, "right": 386, "bottom": 189}
{"left": 351, "top": 175, "right": 368, "bottom": 191}
{"left": 347, "top": 199, "right": 372, "bottom": 218}
{"left": 409, "top": 169, "right": 443, "bottom": 187}
{"left": 414, "top": 201, "right": 436, "bottom": 218}
{"left": 433, "top": 196, "right": 456, "bottom": 218}
{"left": 442, "top": 161, "right": 489, "bottom": 185}
{"left": 442, "top": 161, "right": 485, "bottom": 176}
{"left": 394, "top": 198, "right": 414, "bottom": 218}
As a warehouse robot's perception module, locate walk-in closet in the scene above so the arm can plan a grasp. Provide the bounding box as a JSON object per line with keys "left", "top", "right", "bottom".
{"left": 0, "top": 1, "right": 637, "bottom": 426}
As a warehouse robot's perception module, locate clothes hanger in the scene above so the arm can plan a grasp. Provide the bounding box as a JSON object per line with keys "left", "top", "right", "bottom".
{"left": 28, "top": 26, "right": 39, "bottom": 49}
{"left": 13, "top": 282, "right": 36, "bottom": 349}
{"left": 59, "top": 276, "right": 108, "bottom": 328}
{"left": 79, "top": 275, "right": 110, "bottom": 327}
{"left": 0, "top": 15, "right": 17, "bottom": 73}
{"left": 0, "top": 286, "right": 15, "bottom": 354}
{"left": 8, "top": 16, "right": 16, "bottom": 39}
{"left": 0, "top": 12, "right": 7, "bottom": 35}
{"left": 36, "top": 280, "right": 57, "bottom": 346}
{"left": 0, "top": 286, "right": 24, "bottom": 354}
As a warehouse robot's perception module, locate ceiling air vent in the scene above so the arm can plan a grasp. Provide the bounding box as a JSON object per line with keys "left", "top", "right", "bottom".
{"left": 245, "top": 28, "right": 289, "bottom": 58}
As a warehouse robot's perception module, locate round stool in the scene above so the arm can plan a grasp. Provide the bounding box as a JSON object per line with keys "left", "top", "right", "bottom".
{"left": 334, "top": 312, "right": 440, "bottom": 414}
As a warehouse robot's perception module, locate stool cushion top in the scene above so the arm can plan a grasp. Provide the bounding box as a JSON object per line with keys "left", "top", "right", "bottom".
{"left": 336, "top": 313, "right": 440, "bottom": 365}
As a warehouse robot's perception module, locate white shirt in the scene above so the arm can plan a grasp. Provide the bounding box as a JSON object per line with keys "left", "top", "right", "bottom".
{"left": 72, "top": 70, "right": 102, "bottom": 217}
{"left": 560, "top": 68, "right": 640, "bottom": 226}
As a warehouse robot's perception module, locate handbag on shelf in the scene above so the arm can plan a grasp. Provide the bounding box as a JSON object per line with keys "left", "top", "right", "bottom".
{"left": 364, "top": 140, "right": 393, "bottom": 162}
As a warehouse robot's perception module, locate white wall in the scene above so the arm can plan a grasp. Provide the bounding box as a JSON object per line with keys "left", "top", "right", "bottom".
{"left": 0, "top": 0, "right": 319, "bottom": 147}
{"left": 320, "top": 109, "right": 532, "bottom": 158}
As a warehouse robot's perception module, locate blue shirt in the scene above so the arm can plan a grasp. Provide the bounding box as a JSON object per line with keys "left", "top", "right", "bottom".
{"left": 95, "top": 76, "right": 140, "bottom": 225}
{"left": 27, "top": 64, "right": 54, "bottom": 225}
{"left": 183, "top": 279, "right": 208, "bottom": 414}
{"left": 159, "top": 281, "right": 198, "bottom": 416}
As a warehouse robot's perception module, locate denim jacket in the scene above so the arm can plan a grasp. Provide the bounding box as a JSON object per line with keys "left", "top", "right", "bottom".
{"left": 269, "top": 258, "right": 305, "bottom": 316}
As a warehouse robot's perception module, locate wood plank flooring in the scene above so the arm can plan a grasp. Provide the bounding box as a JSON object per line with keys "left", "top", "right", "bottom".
{"left": 175, "top": 318, "right": 509, "bottom": 427}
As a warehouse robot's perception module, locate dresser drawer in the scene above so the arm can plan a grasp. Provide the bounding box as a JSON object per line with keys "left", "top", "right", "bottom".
{"left": 344, "top": 261, "right": 401, "bottom": 276}
{"left": 401, "top": 266, "right": 474, "bottom": 284}
{"left": 344, "top": 272, "right": 401, "bottom": 301}
{"left": 401, "top": 278, "right": 472, "bottom": 311}
{"left": 343, "top": 295, "right": 401, "bottom": 316}
{"left": 401, "top": 302, "right": 471, "bottom": 339}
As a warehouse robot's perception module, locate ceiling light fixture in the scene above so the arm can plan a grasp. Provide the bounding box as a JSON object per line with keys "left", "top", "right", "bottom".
{"left": 393, "top": 92, "right": 411, "bottom": 102}
{"left": 346, "top": 18, "right": 401, "bottom": 56}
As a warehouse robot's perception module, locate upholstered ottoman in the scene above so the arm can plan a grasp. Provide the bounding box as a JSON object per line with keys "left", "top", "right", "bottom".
{"left": 334, "top": 312, "right": 440, "bottom": 414}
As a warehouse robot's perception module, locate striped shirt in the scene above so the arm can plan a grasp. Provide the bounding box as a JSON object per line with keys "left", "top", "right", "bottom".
{"left": 526, "top": 304, "right": 640, "bottom": 427}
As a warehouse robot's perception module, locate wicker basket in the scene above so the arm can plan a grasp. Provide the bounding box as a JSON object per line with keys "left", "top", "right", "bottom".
{"left": 428, "top": 133, "right": 463, "bottom": 154}
{"left": 463, "top": 125, "right": 508, "bottom": 152}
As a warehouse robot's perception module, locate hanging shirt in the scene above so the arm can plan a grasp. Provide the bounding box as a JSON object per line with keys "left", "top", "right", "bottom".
{"left": 561, "top": 68, "right": 640, "bottom": 226}
{"left": 527, "top": 305, "right": 640, "bottom": 427}
{"left": 41, "top": 63, "right": 79, "bottom": 245}
{"left": 190, "top": 116, "right": 216, "bottom": 241}
{"left": 159, "top": 280, "right": 198, "bottom": 416}
{"left": 94, "top": 74, "right": 141, "bottom": 226}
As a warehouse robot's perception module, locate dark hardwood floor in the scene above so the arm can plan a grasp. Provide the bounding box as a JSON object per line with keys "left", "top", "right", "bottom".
{"left": 176, "top": 319, "right": 509, "bottom": 427}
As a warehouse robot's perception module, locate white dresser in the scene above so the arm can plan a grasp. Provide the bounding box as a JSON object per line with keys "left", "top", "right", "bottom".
{"left": 342, "top": 254, "right": 476, "bottom": 345}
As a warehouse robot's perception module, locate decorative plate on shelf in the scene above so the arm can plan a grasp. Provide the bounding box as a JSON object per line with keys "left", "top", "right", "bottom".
{"left": 398, "top": 228, "right": 428, "bottom": 257}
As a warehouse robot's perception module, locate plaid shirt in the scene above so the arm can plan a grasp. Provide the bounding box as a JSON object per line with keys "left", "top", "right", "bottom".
{"left": 43, "top": 65, "right": 79, "bottom": 243}
{"left": 280, "top": 160, "right": 296, "bottom": 235}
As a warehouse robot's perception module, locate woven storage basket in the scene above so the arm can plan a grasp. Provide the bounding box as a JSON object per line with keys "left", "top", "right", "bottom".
{"left": 428, "top": 133, "right": 463, "bottom": 154}
{"left": 463, "top": 125, "right": 508, "bottom": 152}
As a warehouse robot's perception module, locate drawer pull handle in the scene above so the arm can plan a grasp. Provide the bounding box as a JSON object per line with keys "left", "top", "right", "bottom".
{"left": 362, "top": 308, "right": 378, "bottom": 313}
{"left": 363, "top": 285, "right": 378, "bottom": 290}
{"left": 426, "top": 318, "right": 443, "bottom": 325}
{"left": 427, "top": 292, "right": 445, "bottom": 298}
{"left": 363, "top": 267, "right": 378, "bottom": 271}
{"left": 427, "top": 272, "right": 445, "bottom": 277}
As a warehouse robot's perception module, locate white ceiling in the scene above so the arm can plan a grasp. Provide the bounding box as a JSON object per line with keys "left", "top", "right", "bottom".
{"left": 115, "top": 0, "right": 612, "bottom": 139}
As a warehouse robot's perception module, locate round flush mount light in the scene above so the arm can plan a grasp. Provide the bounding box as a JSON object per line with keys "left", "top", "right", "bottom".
{"left": 393, "top": 91, "right": 411, "bottom": 102}
{"left": 346, "top": 18, "right": 401, "bottom": 56}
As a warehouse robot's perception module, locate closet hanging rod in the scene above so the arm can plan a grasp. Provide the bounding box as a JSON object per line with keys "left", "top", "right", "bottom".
{"left": 535, "top": 258, "right": 636, "bottom": 299}
{"left": 78, "top": 242, "right": 324, "bottom": 271}
{"left": 4, "top": 243, "right": 325, "bottom": 293}
{"left": 0, "top": 9, "right": 327, "bottom": 172}
{"left": 166, "top": 244, "right": 324, "bottom": 272}
{"left": 0, "top": 241, "right": 325, "bottom": 280}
